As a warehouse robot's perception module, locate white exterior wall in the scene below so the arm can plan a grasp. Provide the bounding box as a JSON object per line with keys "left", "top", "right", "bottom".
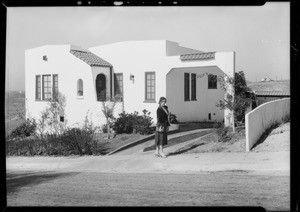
{"left": 90, "top": 40, "right": 235, "bottom": 124}
{"left": 165, "top": 40, "right": 202, "bottom": 56}
{"left": 166, "top": 66, "right": 224, "bottom": 122}
{"left": 90, "top": 40, "right": 167, "bottom": 120}
{"left": 245, "top": 98, "right": 290, "bottom": 152}
{"left": 26, "top": 41, "right": 234, "bottom": 131}
{"left": 25, "top": 45, "right": 122, "bottom": 130}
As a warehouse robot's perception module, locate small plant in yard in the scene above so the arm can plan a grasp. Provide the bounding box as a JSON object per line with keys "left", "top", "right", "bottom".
{"left": 6, "top": 127, "right": 101, "bottom": 156}
{"left": 9, "top": 119, "right": 36, "bottom": 139}
{"left": 169, "top": 113, "right": 178, "bottom": 124}
{"left": 114, "top": 110, "right": 154, "bottom": 135}
{"left": 99, "top": 91, "right": 118, "bottom": 139}
{"left": 214, "top": 123, "right": 233, "bottom": 142}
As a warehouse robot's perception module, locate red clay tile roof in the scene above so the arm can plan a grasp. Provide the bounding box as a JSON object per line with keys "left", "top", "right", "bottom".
{"left": 254, "top": 91, "right": 290, "bottom": 97}
{"left": 70, "top": 50, "right": 112, "bottom": 67}
{"left": 180, "top": 52, "right": 215, "bottom": 61}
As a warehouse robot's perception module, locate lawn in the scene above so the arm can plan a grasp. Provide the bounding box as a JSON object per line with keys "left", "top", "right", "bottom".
{"left": 94, "top": 133, "right": 149, "bottom": 155}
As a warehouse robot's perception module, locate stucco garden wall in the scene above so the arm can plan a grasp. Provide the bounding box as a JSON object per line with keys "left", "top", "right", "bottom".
{"left": 245, "top": 98, "right": 290, "bottom": 152}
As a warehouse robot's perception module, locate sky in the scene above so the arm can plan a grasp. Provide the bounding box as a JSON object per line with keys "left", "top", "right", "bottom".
{"left": 5, "top": 2, "right": 290, "bottom": 91}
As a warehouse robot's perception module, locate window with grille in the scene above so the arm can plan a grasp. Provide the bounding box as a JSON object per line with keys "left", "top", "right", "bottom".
{"left": 184, "top": 73, "right": 190, "bottom": 101}
{"left": 114, "top": 73, "right": 123, "bottom": 101}
{"left": 208, "top": 74, "right": 217, "bottom": 89}
{"left": 42, "top": 75, "right": 51, "bottom": 100}
{"left": 36, "top": 75, "right": 41, "bottom": 100}
{"left": 35, "top": 74, "right": 58, "bottom": 101}
{"left": 145, "top": 72, "right": 155, "bottom": 101}
{"left": 53, "top": 74, "right": 58, "bottom": 98}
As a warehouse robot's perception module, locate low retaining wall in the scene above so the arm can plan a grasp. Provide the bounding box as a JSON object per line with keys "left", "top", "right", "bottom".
{"left": 245, "top": 98, "right": 290, "bottom": 152}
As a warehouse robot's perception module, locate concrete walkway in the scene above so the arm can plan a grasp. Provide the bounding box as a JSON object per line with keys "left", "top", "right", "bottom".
{"left": 6, "top": 151, "right": 289, "bottom": 175}
{"left": 113, "top": 128, "right": 213, "bottom": 155}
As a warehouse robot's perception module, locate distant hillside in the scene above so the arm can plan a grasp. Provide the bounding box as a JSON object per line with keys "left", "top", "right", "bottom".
{"left": 5, "top": 91, "right": 26, "bottom": 136}
{"left": 247, "top": 81, "right": 290, "bottom": 92}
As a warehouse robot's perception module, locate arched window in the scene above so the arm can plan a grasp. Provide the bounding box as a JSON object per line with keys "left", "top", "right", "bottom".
{"left": 77, "top": 79, "right": 83, "bottom": 96}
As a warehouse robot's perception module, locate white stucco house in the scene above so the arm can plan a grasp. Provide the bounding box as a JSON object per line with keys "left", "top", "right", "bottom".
{"left": 25, "top": 40, "right": 235, "bottom": 131}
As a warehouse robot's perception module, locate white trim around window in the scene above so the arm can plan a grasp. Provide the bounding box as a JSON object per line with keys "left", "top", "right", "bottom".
{"left": 35, "top": 74, "right": 58, "bottom": 101}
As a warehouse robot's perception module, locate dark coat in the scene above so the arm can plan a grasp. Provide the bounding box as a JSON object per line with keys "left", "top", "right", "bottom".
{"left": 156, "top": 105, "right": 170, "bottom": 127}
{"left": 155, "top": 105, "right": 170, "bottom": 146}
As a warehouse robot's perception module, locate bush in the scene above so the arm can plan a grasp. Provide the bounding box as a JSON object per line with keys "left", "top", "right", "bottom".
{"left": 58, "top": 128, "right": 95, "bottom": 155}
{"left": 170, "top": 113, "right": 178, "bottom": 124}
{"left": 214, "top": 123, "right": 233, "bottom": 142}
{"left": 10, "top": 119, "right": 36, "bottom": 139}
{"left": 6, "top": 127, "right": 100, "bottom": 156}
{"left": 114, "top": 110, "right": 153, "bottom": 135}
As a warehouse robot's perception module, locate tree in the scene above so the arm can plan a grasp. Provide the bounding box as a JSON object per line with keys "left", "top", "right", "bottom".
{"left": 197, "top": 70, "right": 252, "bottom": 133}
{"left": 197, "top": 72, "right": 235, "bottom": 132}
{"left": 98, "top": 91, "right": 119, "bottom": 139}
{"left": 216, "top": 71, "right": 252, "bottom": 126}
{"left": 47, "top": 92, "right": 67, "bottom": 135}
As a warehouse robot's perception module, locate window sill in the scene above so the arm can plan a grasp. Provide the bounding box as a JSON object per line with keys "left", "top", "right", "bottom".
{"left": 143, "top": 100, "right": 156, "bottom": 103}
{"left": 191, "top": 99, "right": 197, "bottom": 101}
{"left": 77, "top": 96, "right": 84, "bottom": 99}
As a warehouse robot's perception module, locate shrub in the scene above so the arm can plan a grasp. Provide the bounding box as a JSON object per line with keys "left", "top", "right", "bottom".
{"left": 10, "top": 119, "right": 36, "bottom": 139}
{"left": 114, "top": 110, "right": 153, "bottom": 135}
{"left": 170, "top": 113, "right": 178, "bottom": 124}
{"left": 59, "top": 128, "right": 96, "bottom": 155}
{"left": 6, "top": 127, "right": 100, "bottom": 156}
{"left": 214, "top": 123, "right": 233, "bottom": 142}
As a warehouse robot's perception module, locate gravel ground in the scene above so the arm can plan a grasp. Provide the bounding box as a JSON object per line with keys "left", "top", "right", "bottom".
{"left": 180, "top": 122, "right": 290, "bottom": 154}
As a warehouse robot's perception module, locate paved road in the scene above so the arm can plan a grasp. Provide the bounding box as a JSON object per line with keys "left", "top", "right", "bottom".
{"left": 7, "top": 171, "right": 289, "bottom": 210}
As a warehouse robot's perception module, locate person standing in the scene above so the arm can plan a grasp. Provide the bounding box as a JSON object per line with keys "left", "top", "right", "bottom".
{"left": 154, "top": 97, "right": 170, "bottom": 158}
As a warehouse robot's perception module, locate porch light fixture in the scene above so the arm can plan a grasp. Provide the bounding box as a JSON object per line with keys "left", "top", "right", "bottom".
{"left": 130, "top": 74, "right": 134, "bottom": 81}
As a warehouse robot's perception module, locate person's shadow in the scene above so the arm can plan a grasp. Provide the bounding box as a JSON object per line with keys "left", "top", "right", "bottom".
{"left": 167, "top": 143, "right": 205, "bottom": 157}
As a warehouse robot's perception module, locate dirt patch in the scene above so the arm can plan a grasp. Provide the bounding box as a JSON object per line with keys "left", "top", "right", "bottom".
{"left": 177, "top": 122, "right": 290, "bottom": 154}
{"left": 251, "top": 122, "right": 290, "bottom": 152}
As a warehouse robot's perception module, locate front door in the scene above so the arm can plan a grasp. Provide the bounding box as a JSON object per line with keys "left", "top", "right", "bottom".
{"left": 96, "top": 74, "right": 106, "bottom": 101}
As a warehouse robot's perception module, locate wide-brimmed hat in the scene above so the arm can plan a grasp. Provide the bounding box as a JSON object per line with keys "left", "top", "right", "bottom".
{"left": 158, "top": 97, "right": 167, "bottom": 104}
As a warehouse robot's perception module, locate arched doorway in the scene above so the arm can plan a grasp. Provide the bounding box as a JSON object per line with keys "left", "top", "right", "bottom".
{"left": 96, "top": 74, "right": 106, "bottom": 101}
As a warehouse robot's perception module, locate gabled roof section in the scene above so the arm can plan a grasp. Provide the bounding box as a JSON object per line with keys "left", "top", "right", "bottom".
{"left": 254, "top": 90, "right": 290, "bottom": 97}
{"left": 70, "top": 49, "right": 112, "bottom": 67}
{"left": 180, "top": 52, "right": 215, "bottom": 61}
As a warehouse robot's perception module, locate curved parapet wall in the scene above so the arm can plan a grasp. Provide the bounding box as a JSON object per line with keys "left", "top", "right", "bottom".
{"left": 245, "top": 98, "right": 290, "bottom": 152}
